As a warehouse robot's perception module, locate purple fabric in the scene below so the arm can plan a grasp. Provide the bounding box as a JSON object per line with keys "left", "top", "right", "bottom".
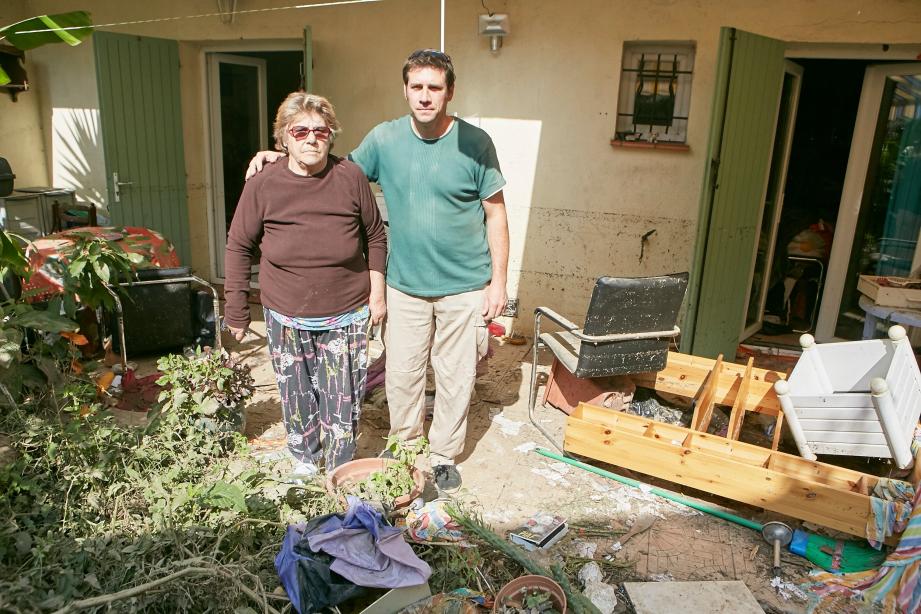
{"left": 366, "top": 353, "right": 387, "bottom": 392}
{"left": 307, "top": 497, "right": 431, "bottom": 588}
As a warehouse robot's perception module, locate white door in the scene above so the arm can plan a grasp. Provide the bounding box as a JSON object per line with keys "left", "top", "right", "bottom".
{"left": 207, "top": 53, "right": 267, "bottom": 278}
{"left": 817, "top": 64, "right": 921, "bottom": 340}
{"left": 742, "top": 60, "right": 805, "bottom": 339}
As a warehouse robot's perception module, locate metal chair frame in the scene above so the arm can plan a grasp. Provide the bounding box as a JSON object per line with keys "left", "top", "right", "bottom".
{"left": 527, "top": 305, "right": 680, "bottom": 452}
{"left": 104, "top": 274, "right": 221, "bottom": 372}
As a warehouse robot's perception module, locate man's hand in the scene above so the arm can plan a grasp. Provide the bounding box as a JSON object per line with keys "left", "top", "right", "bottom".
{"left": 481, "top": 282, "right": 507, "bottom": 322}
{"left": 227, "top": 326, "right": 248, "bottom": 342}
{"left": 245, "top": 151, "right": 286, "bottom": 180}
{"left": 369, "top": 294, "right": 387, "bottom": 325}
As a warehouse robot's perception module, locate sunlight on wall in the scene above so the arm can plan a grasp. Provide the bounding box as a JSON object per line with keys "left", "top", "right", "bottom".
{"left": 463, "top": 116, "right": 542, "bottom": 323}
{"left": 52, "top": 107, "right": 107, "bottom": 210}
{"left": 29, "top": 42, "right": 108, "bottom": 213}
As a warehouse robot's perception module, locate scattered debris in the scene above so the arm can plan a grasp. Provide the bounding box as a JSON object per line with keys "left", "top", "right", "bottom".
{"left": 612, "top": 513, "right": 656, "bottom": 550}
{"left": 509, "top": 513, "right": 569, "bottom": 551}
{"left": 770, "top": 577, "right": 808, "bottom": 601}
{"left": 514, "top": 441, "right": 538, "bottom": 453}
{"left": 573, "top": 539, "right": 598, "bottom": 559}
{"left": 626, "top": 387, "right": 689, "bottom": 427}
{"left": 577, "top": 562, "right": 604, "bottom": 585}
{"left": 491, "top": 413, "right": 524, "bottom": 436}
{"left": 583, "top": 579, "right": 619, "bottom": 614}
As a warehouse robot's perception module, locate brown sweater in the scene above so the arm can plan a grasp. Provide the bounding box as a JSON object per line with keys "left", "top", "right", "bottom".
{"left": 223, "top": 155, "right": 386, "bottom": 329}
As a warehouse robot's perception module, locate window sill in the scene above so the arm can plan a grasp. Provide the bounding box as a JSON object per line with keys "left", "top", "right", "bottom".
{"left": 610, "top": 139, "right": 690, "bottom": 152}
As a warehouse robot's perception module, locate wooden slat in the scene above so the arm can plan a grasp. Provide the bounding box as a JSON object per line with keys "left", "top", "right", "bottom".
{"left": 799, "top": 419, "right": 882, "bottom": 433}
{"left": 811, "top": 443, "right": 892, "bottom": 457}
{"left": 632, "top": 351, "right": 784, "bottom": 415}
{"left": 770, "top": 411, "right": 784, "bottom": 451}
{"left": 790, "top": 395, "right": 872, "bottom": 408}
{"left": 575, "top": 404, "right": 879, "bottom": 494}
{"left": 691, "top": 354, "right": 722, "bottom": 431}
{"left": 727, "top": 358, "right": 754, "bottom": 440}
{"left": 804, "top": 430, "right": 888, "bottom": 445}
{"left": 792, "top": 405, "right": 878, "bottom": 419}
{"left": 565, "top": 413, "right": 896, "bottom": 543}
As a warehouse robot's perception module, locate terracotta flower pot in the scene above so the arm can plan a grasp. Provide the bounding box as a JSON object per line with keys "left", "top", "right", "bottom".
{"left": 493, "top": 575, "right": 567, "bottom": 614}
{"left": 325, "top": 457, "right": 425, "bottom": 510}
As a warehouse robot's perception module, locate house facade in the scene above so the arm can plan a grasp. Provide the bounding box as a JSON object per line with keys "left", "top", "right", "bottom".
{"left": 1, "top": 0, "right": 919, "bottom": 357}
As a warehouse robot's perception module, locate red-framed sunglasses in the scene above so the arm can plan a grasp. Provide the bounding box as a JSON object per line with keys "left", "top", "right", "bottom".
{"left": 287, "top": 125, "right": 331, "bottom": 141}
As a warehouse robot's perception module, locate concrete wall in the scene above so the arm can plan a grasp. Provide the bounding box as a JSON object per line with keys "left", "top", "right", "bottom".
{"left": 13, "top": 0, "right": 921, "bottom": 330}
{"left": 0, "top": 2, "right": 50, "bottom": 189}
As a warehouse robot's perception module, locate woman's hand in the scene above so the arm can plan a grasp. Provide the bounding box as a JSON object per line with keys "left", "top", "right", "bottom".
{"left": 245, "top": 151, "right": 286, "bottom": 180}
{"left": 370, "top": 293, "right": 387, "bottom": 325}
{"left": 227, "top": 326, "right": 248, "bottom": 342}
{"left": 369, "top": 270, "right": 386, "bottom": 325}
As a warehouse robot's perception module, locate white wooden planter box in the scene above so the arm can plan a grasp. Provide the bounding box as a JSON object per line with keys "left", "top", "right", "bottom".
{"left": 774, "top": 326, "right": 921, "bottom": 469}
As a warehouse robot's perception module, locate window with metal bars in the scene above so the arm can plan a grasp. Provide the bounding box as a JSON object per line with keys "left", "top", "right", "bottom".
{"left": 615, "top": 42, "right": 695, "bottom": 145}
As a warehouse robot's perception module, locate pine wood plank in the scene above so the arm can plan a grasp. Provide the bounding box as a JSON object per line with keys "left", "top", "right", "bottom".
{"left": 691, "top": 354, "right": 723, "bottom": 431}
{"left": 575, "top": 404, "right": 878, "bottom": 494}
{"left": 632, "top": 351, "right": 784, "bottom": 415}
{"left": 564, "top": 413, "right": 894, "bottom": 543}
{"left": 727, "top": 358, "right": 754, "bottom": 440}
{"left": 770, "top": 412, "right": 784, "bottom": 451}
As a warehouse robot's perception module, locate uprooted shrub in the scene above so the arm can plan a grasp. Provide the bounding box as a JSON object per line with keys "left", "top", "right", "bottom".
{"left": 0, "top": 348, "right": 336, "bottom": 613}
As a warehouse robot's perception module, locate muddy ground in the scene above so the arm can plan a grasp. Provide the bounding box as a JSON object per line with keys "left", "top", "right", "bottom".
{"left": 228, "top": 307, "right": 872, "bottom": 614}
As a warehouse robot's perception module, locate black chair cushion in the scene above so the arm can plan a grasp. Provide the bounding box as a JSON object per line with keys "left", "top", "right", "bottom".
{"left": 574, "top": 273, "right": 689, "bottom": 378}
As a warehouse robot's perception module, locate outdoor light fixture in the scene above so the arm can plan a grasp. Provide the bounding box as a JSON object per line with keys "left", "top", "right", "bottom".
{"left": 478, "top": 13, "right": 509, "bottom": 54}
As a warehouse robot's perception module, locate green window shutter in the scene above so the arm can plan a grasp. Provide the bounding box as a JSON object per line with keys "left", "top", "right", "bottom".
{"left": 683, "top": 28, "right": 786, "bottom": 359}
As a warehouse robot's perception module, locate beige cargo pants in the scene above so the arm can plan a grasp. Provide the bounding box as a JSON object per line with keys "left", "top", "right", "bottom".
{"left": 384, "top": 285, "right": 489, "bottom": 465}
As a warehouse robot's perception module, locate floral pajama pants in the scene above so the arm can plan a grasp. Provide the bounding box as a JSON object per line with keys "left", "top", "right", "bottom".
{"left": 264, "top": 308, "right": 369, "bottom": 470}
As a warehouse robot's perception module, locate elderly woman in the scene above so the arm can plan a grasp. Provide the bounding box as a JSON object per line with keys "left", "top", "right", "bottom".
{"left": 224, "top": 92, "right": 386, "bottom": 475}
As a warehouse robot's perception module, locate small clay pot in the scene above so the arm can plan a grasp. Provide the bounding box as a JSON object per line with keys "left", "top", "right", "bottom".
{"left": 325, "top": 457, "right": 425, "bottom": 510}
{"left": 493, "top": 575, "right": 567, "bottom": 614}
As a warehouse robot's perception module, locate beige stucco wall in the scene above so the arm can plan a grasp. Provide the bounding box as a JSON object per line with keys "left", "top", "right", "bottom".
{"left": 12, "top": 0, "right": 921, "bottom": 330}
{"left": 0, "top": 1, "right": 49, "bottom": 189}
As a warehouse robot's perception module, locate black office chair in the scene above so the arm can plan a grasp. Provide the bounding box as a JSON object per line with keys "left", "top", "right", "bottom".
{"left": 104, "top": 266, "right": 221, "bottom": 372}
{"left": 528, "top": 273, "right": 690, "bottom": 451}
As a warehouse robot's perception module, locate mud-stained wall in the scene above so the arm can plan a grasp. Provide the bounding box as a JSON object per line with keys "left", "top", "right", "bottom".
{"left": 11, "top": 0, "right": 921, "bottom": 331}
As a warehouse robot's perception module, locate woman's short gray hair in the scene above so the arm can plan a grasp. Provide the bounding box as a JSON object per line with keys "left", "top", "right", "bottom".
{"left": 273, "top": 91, "right": 342, "bottom": 151}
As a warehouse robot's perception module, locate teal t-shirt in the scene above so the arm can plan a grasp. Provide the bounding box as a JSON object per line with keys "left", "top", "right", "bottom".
{"left": 349, "top": 116, "right": 506, "bottom": 297}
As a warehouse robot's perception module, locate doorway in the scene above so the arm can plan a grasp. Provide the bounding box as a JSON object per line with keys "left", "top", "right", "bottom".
{"left": 207, "top": 50, "right": 303, "bottom": 278}
{"left": 743, "top": 59, "right": 921, "bottom": 346}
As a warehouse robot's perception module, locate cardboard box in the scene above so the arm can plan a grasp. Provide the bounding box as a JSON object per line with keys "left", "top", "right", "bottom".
{"left": 857, "top": 275, "right": 921, "bottom": 309}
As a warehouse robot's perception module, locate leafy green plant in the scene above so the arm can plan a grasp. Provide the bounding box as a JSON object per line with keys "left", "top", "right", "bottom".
{"left": 349, "top": 436, "right": 428, "bottom": 505}
{"left": 0, "top": 11, "right": 94, "bottom": 86}
{"left": 55, "top": 234, "right": 144, "bottom": 315}
{"left": 0, "top": 230, "right": 81, "bottom": 405}
{"left": 155, "top": 348, "right": 255, "bottom": 436}
{"left": 0, "top": 348, "right": 337, "bottom": 612}
{"left": 0, "top": 229, "right": 29, "bottom": 282}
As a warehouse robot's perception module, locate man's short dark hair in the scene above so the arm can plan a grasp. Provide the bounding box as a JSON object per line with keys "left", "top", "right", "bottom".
{"left": 402, "top": 49, "right": 455, "bottom": 89}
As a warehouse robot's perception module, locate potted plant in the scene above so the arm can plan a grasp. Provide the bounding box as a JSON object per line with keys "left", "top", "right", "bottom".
{"left": 326, "top": 437, "right": 427, "bottom": 510}
{"left": 493, "top": 575, "right": 567, "bottom": 614}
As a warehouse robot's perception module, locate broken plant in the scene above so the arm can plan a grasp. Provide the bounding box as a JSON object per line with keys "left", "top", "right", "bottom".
{"left": 348, "top": 436, "right": 428, "bottom": 505}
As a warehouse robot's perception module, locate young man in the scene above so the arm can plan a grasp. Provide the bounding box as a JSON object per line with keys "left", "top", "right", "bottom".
{"left": 247, "top": 50, "right": 509, "bottom": 491}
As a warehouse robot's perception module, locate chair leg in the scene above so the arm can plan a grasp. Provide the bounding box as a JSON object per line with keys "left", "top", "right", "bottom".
{"left": 528, "top": 313, "right": 565, "bottom": 453}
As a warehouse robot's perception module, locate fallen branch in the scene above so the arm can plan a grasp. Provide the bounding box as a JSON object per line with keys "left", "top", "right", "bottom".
{"left": 51, "top": 566, "right": 217, "bottom": 614}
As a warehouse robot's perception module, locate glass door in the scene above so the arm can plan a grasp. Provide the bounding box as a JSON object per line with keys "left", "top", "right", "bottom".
{"left": 207, "top": 53, "right": 267, "bottom": 278}
{"left": 817, "top": 64, "right": 921, "bottom": 340}
{"left": 742, "top": 61, "right": 804, "bottom": 338}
